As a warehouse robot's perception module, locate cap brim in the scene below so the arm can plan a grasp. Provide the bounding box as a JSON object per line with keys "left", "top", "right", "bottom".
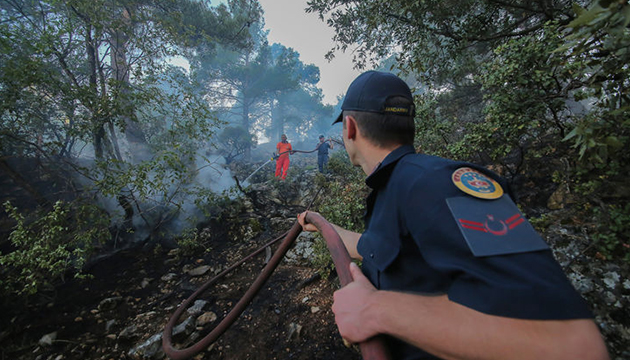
{"left": 332, "top": 112, "right": 343, "bottom": 125}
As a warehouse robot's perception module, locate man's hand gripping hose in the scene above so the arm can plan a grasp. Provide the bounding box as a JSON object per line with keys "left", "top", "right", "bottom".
{"left": 301, "top": 211, "right": 391, "bottom": 360}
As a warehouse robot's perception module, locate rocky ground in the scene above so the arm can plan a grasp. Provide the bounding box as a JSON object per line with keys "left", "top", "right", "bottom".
{"left": 545, "top": 222, "right": 630, "bottom": 359}
{"left": 0, "top": 153, "right": 629, "bottom": 360}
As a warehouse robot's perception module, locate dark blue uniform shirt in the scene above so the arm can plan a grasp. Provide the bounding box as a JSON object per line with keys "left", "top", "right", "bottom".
{"left": 317, "top": 141, "right": 331, "bottom": 156}
{"left": 357, "top": 145, "right": 593, "bottom": 360}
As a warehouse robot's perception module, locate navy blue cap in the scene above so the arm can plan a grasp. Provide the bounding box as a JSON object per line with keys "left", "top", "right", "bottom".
{"left": 333, "top": 71, "right": 414, "bottom": 124}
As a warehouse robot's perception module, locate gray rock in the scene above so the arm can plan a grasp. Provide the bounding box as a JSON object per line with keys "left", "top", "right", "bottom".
{"left": 105, "top": 319, "right": 117, "bottom": 333}
{"left": 98, "top": 297, "right": 123, "bottom": 311}
{"left": 187, "top": 300, "right": 208, "bottom": 316}
{"left": 160, "top": 273, "right": 177, "bottom": 282}
{"left": 38, "top": 331, "right": 57, "bottom": 346}
{"left": 173, "top": 316, "right": 196, "bottom": 337}
{"left": 287, "top": 323, "right": 302, "bottom": 341}
{"left": 128, "top": 317, "right": 195, "bottom": 359}
{"left": 187, "top": 265, "right": 211, "bottom": 276}
{"left": 118, "top": 324, "right": 139, "bottom": 339}
{"left": 196, "top": 311, "right": 218, "bottom": 326}
{"left": 128, "top": 333, "right": 162, "bottom": 359}
{"left": 284, "top": 233, "right": 316, "bottom": 265}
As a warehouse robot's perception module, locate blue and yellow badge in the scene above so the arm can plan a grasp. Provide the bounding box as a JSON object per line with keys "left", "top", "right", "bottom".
{"left": 452, "top": 167, "right": 503, "bottom": 199}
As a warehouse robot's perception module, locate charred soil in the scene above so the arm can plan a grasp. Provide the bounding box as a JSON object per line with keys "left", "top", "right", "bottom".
{"left": 0, "top": 225, "right": 361, "bottom": 360}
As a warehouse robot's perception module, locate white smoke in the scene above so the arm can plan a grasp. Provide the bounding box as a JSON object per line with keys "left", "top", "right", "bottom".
{"left": 68, "top": 138, "right": 239, "bottom": 247}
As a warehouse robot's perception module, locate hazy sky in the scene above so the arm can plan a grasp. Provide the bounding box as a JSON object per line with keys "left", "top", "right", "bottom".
{"left": 257, "top": 0, "right": 364, "bottom": 105}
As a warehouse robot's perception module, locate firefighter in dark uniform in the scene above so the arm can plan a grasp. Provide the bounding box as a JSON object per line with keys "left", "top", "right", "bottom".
{"left": 316, "top": 134, "right": 333, "bottom": 173}
{"left": 297, "top": 71, "right": 609, "bottom": 360}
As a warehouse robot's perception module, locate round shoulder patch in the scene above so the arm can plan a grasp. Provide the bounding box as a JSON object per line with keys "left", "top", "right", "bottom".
{"left": 452, "top": 167, "right": 503, "bottom": 199}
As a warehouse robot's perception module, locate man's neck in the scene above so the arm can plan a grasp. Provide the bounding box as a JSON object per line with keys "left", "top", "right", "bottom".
{"left": 358, "top": 142, "right": 400, "bottom": 176}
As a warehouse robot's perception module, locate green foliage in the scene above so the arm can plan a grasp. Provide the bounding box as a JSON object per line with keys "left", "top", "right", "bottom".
{"left": 310, "top": 151, "right": 368, "bottom": 277}
{"left": 528, "top": 213, "right": 554, "bottom": 233}
{"left": 563, "top": 114, "right": 626, "bottom": 166}
{"left": 560, "top": 1, "right": 630, "bottom": 176}
{"left": 194, "top": 32, "right": 331, "bottom": 145}
{"left": 195, "top": 186, "right": 245, "bottom": 220}
{"left": 590, "top": 204, "right": 630, "bottom": 262}
{"left": 414, "top": 93, "right": 458, "bottom": 158}
{"left": 559, "top": 2, "right": 630, "bottom": 265}
{"left": 0, "top": 200, "right": 109, "bottom": 297}
{"left": 89, "top": 149, "right": 201, "bottom": 223}
{"left": 326, "top": 151, "right": 364, "bottom": 185}
{"left": 219, "top": 126, "right": 257, "bottom": 163}
{"left": 307, "top": 0, "right": 565, "bottom": 84}
{"left": 174, "top": 183, "right": 264, "bottom": 256}
{"left": 0, "top": 0, "right": 245, "bottom": 251}
{"left": 0, "top": 0, "right": 224, "bottom": 158}
{"left": 310, "top": 235, "right": 336, "bottom": 279}
{"left": 472, "top": 23, "right": 571, "bottom": 165}
{"left": 176, "top": 227, "right": 210, "bottom": 255}
{"left": 322, "top": 151, "right": 370, "bottom": 227}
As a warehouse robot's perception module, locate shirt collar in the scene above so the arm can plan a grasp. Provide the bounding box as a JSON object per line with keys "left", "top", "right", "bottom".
{"left": 365, "top": 145, "right": 416, "bottom": 189}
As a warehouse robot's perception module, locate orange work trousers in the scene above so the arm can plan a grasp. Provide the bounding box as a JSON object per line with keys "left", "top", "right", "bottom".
{"left": 275, "top": 156, "right": 290, "bottom": 180}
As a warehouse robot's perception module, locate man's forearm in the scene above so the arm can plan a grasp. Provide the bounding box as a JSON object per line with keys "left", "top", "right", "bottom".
{"left": 368, "top": 292, "right": 609, "bottom": 360}
{"left": 329, "top": 224, "right": 362, "bottom": 260}
{"left": 297, "top": 211, "right": 362, "bottom": 259}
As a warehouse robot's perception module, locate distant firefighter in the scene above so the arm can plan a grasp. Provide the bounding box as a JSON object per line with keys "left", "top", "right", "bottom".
{"left": 315, "top": 135, "right": 333, "bottom": 173}
{"left": 275, "top": 134, "right": 294, "bottom": 180}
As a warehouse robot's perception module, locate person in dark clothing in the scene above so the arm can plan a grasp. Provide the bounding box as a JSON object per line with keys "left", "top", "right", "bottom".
{"left": 315, "top": 134, "right": 333, "bottom": 173}
{"left": 297, "top": 71, "right": 609, "bottom": 360}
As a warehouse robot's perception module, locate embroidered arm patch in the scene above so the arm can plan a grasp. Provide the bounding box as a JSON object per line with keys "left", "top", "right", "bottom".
{"left": 446, "top": 196, "right": 549, "bottom": 257}
{"left": 452, "top": 167, "right": 503, "bottom": 199}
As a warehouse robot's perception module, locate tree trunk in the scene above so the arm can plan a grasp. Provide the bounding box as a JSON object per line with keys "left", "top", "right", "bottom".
{"left": 271, "top": 99, "right": 285, "bottom": 142}
{"left": 242, "top": 100, "right": 251, "bottom": 160}
{"left": 111, "top": 6, "right": 150, "bottom": 163}
{"left": 93, "top": 125, "right": 105, "bottom": 160}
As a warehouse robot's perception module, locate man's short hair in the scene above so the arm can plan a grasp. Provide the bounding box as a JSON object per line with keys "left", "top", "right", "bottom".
{"left": 344, "top": 96, "right": 415, "bottom": 147}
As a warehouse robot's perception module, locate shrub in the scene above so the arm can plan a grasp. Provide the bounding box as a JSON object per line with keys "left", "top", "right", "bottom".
{"left": 591, "top": 203, "right": 630, "bottom": 262}
{"left": 0, "top": 200, "right": 110, "bottom": 298}
{"left": 310, "top": 151, "right": 369, "bottom": 277}
{"left": 176, "top": 227, "right": 208, "bottom": 255}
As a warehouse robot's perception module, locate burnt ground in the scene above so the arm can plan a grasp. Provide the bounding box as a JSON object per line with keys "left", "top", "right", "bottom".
{"left": 0, "top": 225, "right": 361, "bottom": 360}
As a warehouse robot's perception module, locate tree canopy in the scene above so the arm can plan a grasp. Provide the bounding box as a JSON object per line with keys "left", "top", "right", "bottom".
{"left": 308, "top": 0, "right": 630, "bottom": 262}
{"left": 0, "top": 0, "right": 334, "bottom": 297}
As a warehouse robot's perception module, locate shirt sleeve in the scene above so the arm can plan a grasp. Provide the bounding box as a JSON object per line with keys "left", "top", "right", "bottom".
{"left": 401, "top": 170, "right": 592, "bottom": 320}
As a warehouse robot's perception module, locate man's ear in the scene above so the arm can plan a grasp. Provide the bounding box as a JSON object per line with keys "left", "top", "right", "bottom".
{"left": 345, "top": 115, "right": 357, "bottom": 140}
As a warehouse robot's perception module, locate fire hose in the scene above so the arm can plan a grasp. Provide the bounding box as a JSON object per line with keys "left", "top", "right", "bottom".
{"left": 272, "top": 138, "right": 339, "bottom": 160}
{"left": 162, "top": 213, "right": 390, "bottom": 360}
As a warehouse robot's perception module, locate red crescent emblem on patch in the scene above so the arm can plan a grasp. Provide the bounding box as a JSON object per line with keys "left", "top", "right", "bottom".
{"left": 458, "top": 213, "right": 524, "bottom": 236}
